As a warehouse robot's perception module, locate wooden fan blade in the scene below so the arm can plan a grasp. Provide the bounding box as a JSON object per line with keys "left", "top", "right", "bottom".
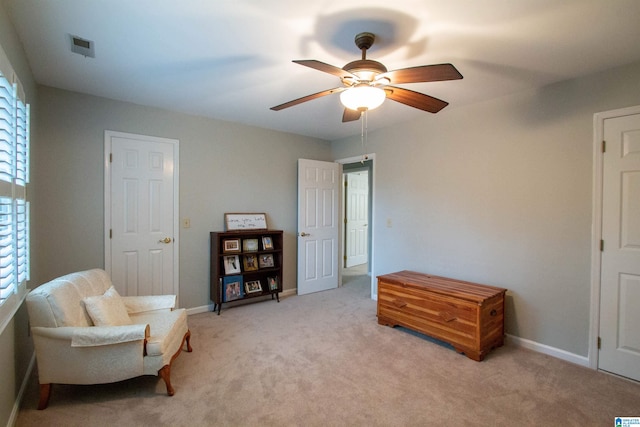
{"left": 342, "top": 108, "right": 362, "bottom": 122}
{"left": 293, "top": 60, "right": 357, "bottom": 79}
{"left": 385, "top": 86, "right": 449, "bottom": 113}
{"left": 270, "top": 87, "right": 345, "bottom": 111}
{"left": 379, "top": 63, "right": 462, "bottom": 84}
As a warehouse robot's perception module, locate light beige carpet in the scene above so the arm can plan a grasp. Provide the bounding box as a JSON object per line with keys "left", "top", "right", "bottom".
{"left": 17, "top": 273, "right": 640, "bottom": 426}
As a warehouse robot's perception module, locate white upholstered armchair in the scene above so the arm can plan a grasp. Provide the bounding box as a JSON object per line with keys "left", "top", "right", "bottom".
{"left": 26, "top": 269, "right": 192, "bottom": 409}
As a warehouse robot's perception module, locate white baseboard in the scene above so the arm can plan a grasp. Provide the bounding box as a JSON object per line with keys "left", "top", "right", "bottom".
{"left": 10, "top": 353, "right": 36, "bottom": 427}
{"left": 186, "top": 305, "right": 214, "bottom": 316}
{"left": 279, "top": 289, "right": 296, "bottom": 298}
{"left": 185, "top": 289, "right": 297, "bottom": 316}
{"left": 506, "top": 334, "right": 590, "bottom": 368}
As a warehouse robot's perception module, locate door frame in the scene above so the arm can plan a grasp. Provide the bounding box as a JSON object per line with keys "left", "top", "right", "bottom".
{"left": 590, "top": 105, "right": 640, "bottom": 371}
{"left": 103, "top": 130, "right": 180, "bottom": 300}
{"left": 336, "top": 154, "right": 376, "bottom": 299}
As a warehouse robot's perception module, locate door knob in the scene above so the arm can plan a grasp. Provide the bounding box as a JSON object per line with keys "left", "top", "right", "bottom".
{"left": 159, "top": 237, "right": 172, "bottom": 244}
{"left": 299, "top": 232, "right": 310, "bottom": 237}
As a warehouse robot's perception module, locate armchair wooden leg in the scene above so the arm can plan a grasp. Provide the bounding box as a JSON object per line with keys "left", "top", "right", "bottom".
{"left": 37, "top": 384, "right": 51, "bottom": 410}
{"left": 157, "top": 329, "right": 192, "bottom": 397}
{"left": 158, "top": 365, "right": 175, "bottom": 396}
{"left": 185, "top": 329, "right": 192, "bottom": 352}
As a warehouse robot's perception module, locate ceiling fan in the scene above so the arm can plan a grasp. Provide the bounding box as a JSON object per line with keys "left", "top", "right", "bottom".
{"left": 270, "top": 32, "right": 463, "bottom": 122}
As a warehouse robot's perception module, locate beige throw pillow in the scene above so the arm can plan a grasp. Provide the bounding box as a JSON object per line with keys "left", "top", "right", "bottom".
{"left": 83, "top": 286, "right": 132, "bottom": 326}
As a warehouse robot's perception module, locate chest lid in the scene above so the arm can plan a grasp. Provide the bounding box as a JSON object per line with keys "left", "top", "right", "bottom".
{"left": 377, "top": 270, "right": 506, "bottom": 303}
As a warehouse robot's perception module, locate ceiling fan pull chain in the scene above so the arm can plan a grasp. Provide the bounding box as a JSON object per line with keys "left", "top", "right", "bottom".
{"left": 361, "top": 110, "right": 367, "bottom": 164}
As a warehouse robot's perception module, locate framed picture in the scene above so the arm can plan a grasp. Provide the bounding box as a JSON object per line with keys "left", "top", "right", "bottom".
{"left": 224, "top": 213, "right": 267, "bottom": 231}
{"left": 261, "top": 236, "right": 274, "bottom": 250}
{"left": 242, "top": 238, "right": 259, "bottom": 252}
{"left": 223, "top": 238, "right": 241, "bottom": 253}
{"left": 258, "top": 253, "right": 274, "bottom": 269}
{"left": 223, "top": 255, "right": 241, "bottom": 274}
{"left": 245, "top": 280, "right": 262, "bottom": 294}
{"left": 267, "top": 276, "right": 279, "bottom": 291}
{"left": 222, "top": 276, "right": 243, "bottom": 302}
{"left": 243, "top": 254, "right": 258, "bottom": 271}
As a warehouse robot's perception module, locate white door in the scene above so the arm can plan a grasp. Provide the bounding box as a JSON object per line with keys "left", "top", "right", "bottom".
{"left": 104, "top": 131, "right": 179, "bottom": 298}
{"left": 297, "top": 159, "right": 339, "bottom": 295}
{"left": 599, "top": 112, "right": 640, "bottom": 381}
{"left": 345, "top": 171, "right": 368, "bottom": 267}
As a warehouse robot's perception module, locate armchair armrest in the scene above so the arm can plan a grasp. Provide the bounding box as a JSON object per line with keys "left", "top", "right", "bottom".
{"left": 121, "top": 295, "right": 176, "bottom": 314}
{"left": 31, "top": 324, "right": 150, "bottom": 348}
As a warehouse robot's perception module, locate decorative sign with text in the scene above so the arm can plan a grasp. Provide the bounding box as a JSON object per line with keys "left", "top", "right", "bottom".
{"left": 224, "top": 213, "right": 268, "bottom": 231}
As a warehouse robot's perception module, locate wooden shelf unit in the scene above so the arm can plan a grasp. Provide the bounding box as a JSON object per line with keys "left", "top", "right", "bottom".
{"left": 210, "top": 230, "right": 283, "bottom": 314}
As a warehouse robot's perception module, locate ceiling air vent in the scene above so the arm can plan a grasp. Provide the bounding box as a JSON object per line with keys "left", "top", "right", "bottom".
{"left": 70, "top": 35, "right": 95, "bottom": 58}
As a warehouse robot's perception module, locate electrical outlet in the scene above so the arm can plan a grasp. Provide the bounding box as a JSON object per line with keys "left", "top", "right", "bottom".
{"left": 183, "top": 218, "right": 191, "bottom": 228}
{"left": 386, "top": 218, "right": 392, "bottom": 228}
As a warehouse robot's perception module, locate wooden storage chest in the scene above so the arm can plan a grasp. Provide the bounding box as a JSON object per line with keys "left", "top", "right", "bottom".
{"left": 377, "top": 271, "right": 506, "bottom": 361}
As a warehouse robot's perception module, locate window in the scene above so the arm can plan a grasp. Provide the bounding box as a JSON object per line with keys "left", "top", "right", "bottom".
{"left": 0, "top": 44, "right": 29, "bottom": 333}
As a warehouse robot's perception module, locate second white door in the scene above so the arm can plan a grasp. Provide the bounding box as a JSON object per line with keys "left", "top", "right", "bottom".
{"left": 297, "top": 159, "right": 339, "bottom": 295}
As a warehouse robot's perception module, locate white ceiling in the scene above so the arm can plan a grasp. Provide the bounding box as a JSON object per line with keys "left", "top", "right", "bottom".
{"left": 5, "top": 0, "right": 640, "bottom": 141}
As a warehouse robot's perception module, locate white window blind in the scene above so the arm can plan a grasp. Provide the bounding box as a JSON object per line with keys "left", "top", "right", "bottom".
{"left": 16, "top": 97, "right": 29, "bottom": 186}
{"left": 0, "top": 196, "right": 14, "bottom": 300}
{"left": 0, "top": 55, "right": 30, "bottom": 314}
{"left": 0, "top": 74, "right": 13, "bottom": 184}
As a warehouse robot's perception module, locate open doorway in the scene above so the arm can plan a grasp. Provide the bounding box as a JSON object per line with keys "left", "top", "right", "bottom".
{"left": 340, "top": 157, "right": 374, "bottom": 295}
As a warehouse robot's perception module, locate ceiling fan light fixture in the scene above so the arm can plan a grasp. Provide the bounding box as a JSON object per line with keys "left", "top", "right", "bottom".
{"left": 374, "top": 76, "right": 391, "bottom": 86}
{"left": 340, "top": 84, "right": 386, "bottom": 111}
{"left": 341, "top": 75, "right": 356, "bottom": 86}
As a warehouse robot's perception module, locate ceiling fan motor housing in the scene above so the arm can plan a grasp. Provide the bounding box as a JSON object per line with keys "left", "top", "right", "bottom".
{"left": 342, "top": 32, "right": 387, "bottom": 85}
{"left": 342, "top": 60, "right": 387, "bottom": 85}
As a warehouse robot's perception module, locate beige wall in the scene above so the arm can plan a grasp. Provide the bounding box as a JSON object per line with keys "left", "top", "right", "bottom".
{"left": 331, "top": 59, "right": 640, "bottom": 357}
{"left": 32, "top": 86, "right": 332, "bottom": 307}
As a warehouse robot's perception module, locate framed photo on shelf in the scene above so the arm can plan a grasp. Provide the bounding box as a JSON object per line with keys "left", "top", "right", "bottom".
{"left": 267, "top": 276, "right": 279, "bottom": 291}
{"left": 223, "top": 255, "right": 241, "bottom": 274}
{"left": 243, "top": 254, "right": 258, "bottom": 271}
{"left": 261, "top": 236, "right": 273, "bottom": 250}
{"left": 223, "top": 238, "right": 241, "bottom": 253}
{"left": 245, "top": 280, "right": 262, "bottom": 294}
{"left": 242, "top": 238, "right": 259, "bottom": 252}
{"left": 258, "top": 253, "right": 274, "bottom": 269}
{"left": 223, "top": 276, "right": 243, "bottom": 302}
